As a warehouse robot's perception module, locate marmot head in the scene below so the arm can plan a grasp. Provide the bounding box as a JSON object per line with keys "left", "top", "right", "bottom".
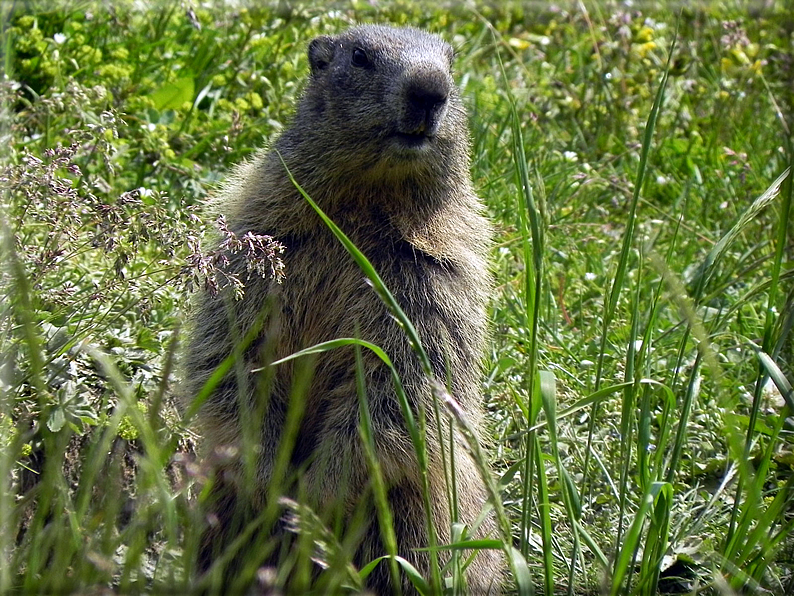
{"left": 294, "top": 25, "right": 469, "bottom": 183}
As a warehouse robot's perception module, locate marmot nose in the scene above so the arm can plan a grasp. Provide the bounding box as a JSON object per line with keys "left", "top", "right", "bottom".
{"left": 403, "top": 71, "right": 450, "bottom": 137}
{"left": 407, "top": 86, "right": 448, "bottom": 115}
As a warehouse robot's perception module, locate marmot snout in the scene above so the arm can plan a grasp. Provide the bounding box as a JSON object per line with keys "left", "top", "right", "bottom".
{"left": 399, "top": 62, "right": 451, "bottom": 138}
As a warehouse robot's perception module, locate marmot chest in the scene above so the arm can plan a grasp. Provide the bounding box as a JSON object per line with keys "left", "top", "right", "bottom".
{"left": 278, "top": 227, "right": 470, "bottom": 348}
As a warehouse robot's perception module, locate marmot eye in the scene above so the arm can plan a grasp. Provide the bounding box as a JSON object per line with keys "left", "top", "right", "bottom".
{"left": 351, "top": 48, "right": 369, "bottom": 67}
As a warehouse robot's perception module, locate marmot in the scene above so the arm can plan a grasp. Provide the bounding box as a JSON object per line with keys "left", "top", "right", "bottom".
{"left": 183, "top": 24, "right": 502, "bottom": 594}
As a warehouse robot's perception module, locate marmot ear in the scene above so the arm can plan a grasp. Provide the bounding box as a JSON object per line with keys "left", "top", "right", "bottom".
{"left": 309, "top": 36, "right": 336, "bottom": 74}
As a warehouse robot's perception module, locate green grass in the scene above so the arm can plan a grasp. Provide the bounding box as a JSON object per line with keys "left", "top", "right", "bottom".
{"left": 1, "top": 1, "right": 792, "bottom": 594}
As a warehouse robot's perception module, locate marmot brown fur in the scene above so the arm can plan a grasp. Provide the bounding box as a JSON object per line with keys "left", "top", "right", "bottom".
{"left": 182, "top": 24, "right": 502, "bottom": 594}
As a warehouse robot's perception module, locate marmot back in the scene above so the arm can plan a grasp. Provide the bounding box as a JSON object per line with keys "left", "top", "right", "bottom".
{"left": 183, "top": 24, "right": 503, "bottom": 594}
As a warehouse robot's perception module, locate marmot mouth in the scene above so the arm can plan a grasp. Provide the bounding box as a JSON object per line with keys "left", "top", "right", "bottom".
{"left": 393, "top": 131, "right": 432, "bottom": 148}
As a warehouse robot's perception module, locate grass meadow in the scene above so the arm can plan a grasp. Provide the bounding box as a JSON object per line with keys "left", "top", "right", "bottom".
{"left": 1, "top": 1, "right": 792, "bottom": 594}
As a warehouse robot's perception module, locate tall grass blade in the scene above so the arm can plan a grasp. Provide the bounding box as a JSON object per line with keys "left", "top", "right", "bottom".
{"left": 274, "top": 152, "right": 433, "bottom": 376}
{"left": 583, "top": 23, "right": 678, "bottom": 498}
{"left": 441, "top": 384, "right": 531, "bottom": 593}
{"left": 536, "top": 368, "right": 584, "bottom": 595}
{"left": 711, "top": 167, "right": 791, "bottom": 556}
{"left": 534, "top": 432, "right": 553, "bottom": 595}
{"left": 732, "top": 473, "right": 794, "bottom": 588}
{"left": 574, "top": 519, "right": 610, "bottom": 570}
{"left": 88, "top": 348, "right": 178, "bottom": 537}
{"left": 614, "top": 253, "right": 643, "bottom": 563}
{"left": 637, "top": 482, "right": 672, "bottom": 596}
{"left": 637, "top": 197, "right": 687, "bottom": 490}
{"left": 270, "top": 336, "right": 415, "bottom": 592}
{"left": 509, "top": 94, "right": 543, "bottom": 566}
{"left": 609, "top": 482, "right": 666, "bottom": 596}
{"left": 2, "top": 218, "right": 69, "bottom": 591}
{"left": 355, "top": 344, "right": 403, "bottom": 594}
{"left": 277, "top": 153, "right": 468, "bottom": 593}
{"left": 488, "top": 22, "right": 545, "bottom": 575}
{"left": 664, "top": 351, "right": 703, "bottom": 484}
{"left": 279, "top": 138, "right": 526, "bottom": 592}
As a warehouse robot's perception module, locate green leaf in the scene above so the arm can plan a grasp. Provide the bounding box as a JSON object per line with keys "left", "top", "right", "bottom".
{"left": 537, "top": 369, "right": 557, "bottom": 438}
{"left": 358, "top": 556, "right": 387, "bottom": 581}
{"left": 506, "top": 546, "right": 534, "bottom": 596}
{"left": 270, "top": 337, "right": 392, "bottom": 369}
{"left": 394, "top": 555, "right": 432, "bottom": 596}
{"left": 47, "top": 407, "right": 65, "bottom": 432}
{"left": 150, "top": 76, "right": 195, "bottom": 111}
{"left": 756, "top": 350, "right": 794, "bottom": 411}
